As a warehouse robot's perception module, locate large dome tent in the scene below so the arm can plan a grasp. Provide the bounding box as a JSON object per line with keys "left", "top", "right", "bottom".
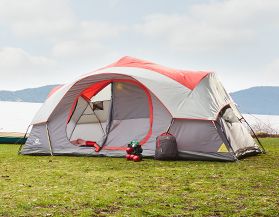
{"left": 20, "top": 56, "right": 263, "bottom": 161}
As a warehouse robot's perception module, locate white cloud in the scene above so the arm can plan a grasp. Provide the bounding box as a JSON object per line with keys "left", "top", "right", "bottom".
{"left": 0, "top": 47, "right": 57, "bottom": 90}
{"left": 135, "top": 0, "right": 279, "bottom": 52}
{"left": 0, "top": 0, "right": 76, "bottom": 38}
{"left": 0, "top": 0, "right": 278, "bottom": 92}
{"left": 52, "top": 21, "right": 126, "bottom": 59}
{"left": 0, "top": 47, "right": 54, "bottom": 69}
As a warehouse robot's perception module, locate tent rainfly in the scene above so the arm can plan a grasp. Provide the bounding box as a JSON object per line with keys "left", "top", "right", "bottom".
{"left": 20, "top": 56, "right": 263, "bottom": 161}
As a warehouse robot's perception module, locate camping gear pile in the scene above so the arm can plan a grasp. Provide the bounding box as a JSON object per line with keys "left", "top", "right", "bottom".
{"left": 126, "top": 140, "right": 143, "bottom": 162}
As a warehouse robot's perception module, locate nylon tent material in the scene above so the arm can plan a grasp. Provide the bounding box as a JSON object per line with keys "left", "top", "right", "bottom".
{"left": 21, "top": 57, "right": 263, "bottom": 161}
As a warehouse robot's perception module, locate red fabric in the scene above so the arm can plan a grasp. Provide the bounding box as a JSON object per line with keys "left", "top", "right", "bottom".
{"left": 103, "top": 146, "right": 127, "bottom": 151}
{"left": 66, "top": 97, "right": 79, "bottom": 123}
{"left": 105, "top": 56, "right": 209, "bottom": 90}
{"left": 81, "top": 81, "right": 111, "bottom": 101}
{"left": 47, "top": 85, "right": 63, "bottom": 98}
{"left": 85, "top": 141, "right": 101, "bottom": 152}
{"left": 160, "top": 132, "right": 174, "bottom": 137}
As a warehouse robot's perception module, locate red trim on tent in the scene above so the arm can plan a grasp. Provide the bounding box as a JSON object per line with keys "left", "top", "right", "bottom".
{"left": 47, "top": 85, "right": 63, "bottom": 98}
{"left": 104, "top": 56, "right": 209, "bottom": 90}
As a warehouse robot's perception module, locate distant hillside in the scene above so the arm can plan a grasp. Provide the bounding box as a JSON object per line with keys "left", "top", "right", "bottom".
{"left": 231, "top": 86, "right": 279, "bottom": 115}
{"left": 0, "top": 85, "right": 59, "bottom": 103}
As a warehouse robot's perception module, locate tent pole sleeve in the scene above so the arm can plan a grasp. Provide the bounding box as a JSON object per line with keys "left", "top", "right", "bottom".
{"left": 46, "top": 123, "right": 54, "bottom": 156}
{"left": 17, "top": 124, "right": 31, "bottom": 155}
{"left": 241, "top": 117, "right": 266, "bottom": 154}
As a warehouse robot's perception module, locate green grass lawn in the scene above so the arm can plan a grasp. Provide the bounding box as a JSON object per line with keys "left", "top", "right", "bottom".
{"left": 0, "top": 138, "right": 279, "bottom": 217}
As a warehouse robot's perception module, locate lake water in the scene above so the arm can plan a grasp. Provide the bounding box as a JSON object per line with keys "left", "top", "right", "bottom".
{"left": 0, "top": 101, "right": 42, "bottom": 133}
{"left": 1, "top": 101, "right": 279, "bottom": 133}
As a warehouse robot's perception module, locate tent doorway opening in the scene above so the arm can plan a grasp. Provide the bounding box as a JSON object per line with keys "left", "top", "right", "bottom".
{"left": 66, "top": 84, "right": 112, "bottom": 144}
{"left": 66, "top": 81, "right": 153, "bottom": 150}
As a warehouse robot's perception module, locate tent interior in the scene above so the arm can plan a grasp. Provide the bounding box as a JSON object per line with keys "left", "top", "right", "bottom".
{"left": 66, "top": 80, "right": 169, "bottom": 155}
{"left": 67, "top": 84, "right": 112, "bottom": 144}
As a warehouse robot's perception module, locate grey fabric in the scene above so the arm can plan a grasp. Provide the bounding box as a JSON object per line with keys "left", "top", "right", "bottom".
{"left": 168, "top": 119, "right": 235, "bottom": 161}
{"left": 218, "top": 106, "right": 260, "bottom": 156}
{"left": 70, "top": 123, "right": 107, "bottom": 142}
{"left": 67, "top": 96, "right": 88, "bottom": 139}
{"left": 112, "top": 82, "right": 149, "bottom": 120}
{"left": 221, "top": 107, "right": 239, "bottom": 123}
{"left": 78, "top": 100, "right": 110, "bottom": 124}
{"left": 20, "top": 124, "right": 51, "bottom": 155}
{"left": 178, "top": 150, "right": 235, "bottom": 161}
{"left": 103, "top": 82, "right": 150, "bottom": 149}
{"left": 220, "top": 118, "right": 259, "bottom": 154}
{"left": 140, "top": 92, "right": 172, "bottom": 155}
{"left": 170, "top": 119, "right": 226, "bottom": 152}
{"left": 103, "top": 82, "right": 172, "bottom": 156}
{"left": 104, "top": 118, "right": 150, "bottom": 148}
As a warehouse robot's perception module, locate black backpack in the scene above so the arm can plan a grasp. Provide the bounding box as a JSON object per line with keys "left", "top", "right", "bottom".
{"left": 155, "top": 132, "right": 178, "bottom": 160}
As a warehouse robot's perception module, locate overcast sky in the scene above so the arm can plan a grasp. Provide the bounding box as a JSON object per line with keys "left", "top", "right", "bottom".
{"left": 0, "top": 0, "right": 278, "bottom": 92}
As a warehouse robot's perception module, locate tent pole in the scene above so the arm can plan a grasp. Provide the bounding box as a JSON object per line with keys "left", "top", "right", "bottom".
{"left": 88, "top": 101, "right": 106, "bottom": 136}
{"left": 17, "top": 125, "right": 31, "bottom": 155}
{"left": 241, "top": 117, "right": 266, "bottom": 154}
{"left": 68, "top": 100, "right": 89, "bottom": 140}
{"left": 166, "top": 118, "right": 174, "bottom": 133}
{"left": 46, "top": 123, "right": 54, "bottom": 156}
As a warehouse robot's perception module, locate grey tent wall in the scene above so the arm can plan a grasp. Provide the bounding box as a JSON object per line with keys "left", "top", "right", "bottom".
{"left": 169, "top": 119, "right": 236, "bottom": 161}
{"left": 21, "top": 124, "right": 52, "bottom": 155}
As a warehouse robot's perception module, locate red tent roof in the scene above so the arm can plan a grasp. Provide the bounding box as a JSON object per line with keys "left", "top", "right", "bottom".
{"left": 105, "top": 56, "right": 209, "bottom": 90}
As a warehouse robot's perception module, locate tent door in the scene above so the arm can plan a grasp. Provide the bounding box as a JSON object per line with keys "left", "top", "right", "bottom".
{"left": 67, "top": 84, "right": 112, "bottom": 145}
